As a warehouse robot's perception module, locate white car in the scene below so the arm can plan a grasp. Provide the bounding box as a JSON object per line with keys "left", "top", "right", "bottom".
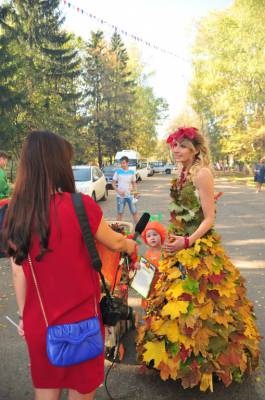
{"left": 72, "top": 165, "right": 108, "bottom": 201}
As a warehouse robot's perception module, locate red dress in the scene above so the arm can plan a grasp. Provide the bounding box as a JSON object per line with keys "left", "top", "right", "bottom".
{"left": 21, "top": 192, "right": 104, "bottom": 393}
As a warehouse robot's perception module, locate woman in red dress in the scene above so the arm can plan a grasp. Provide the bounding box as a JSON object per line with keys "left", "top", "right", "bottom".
{"left": 3, "top": 131, "right": 136, "bottom": 400}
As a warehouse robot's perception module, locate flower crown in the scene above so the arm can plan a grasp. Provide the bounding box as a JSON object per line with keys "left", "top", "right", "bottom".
{"left": 166, "top": 127, "right": 198, "bottom": 147}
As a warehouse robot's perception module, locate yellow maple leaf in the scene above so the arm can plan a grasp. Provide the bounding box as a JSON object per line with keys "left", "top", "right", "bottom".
{"left": 158, "top": 361, "right": 171, "bottom": 381}
{"left": 244, "top": 320, "right": 259, "bottom": 340}
{"left": 155, "top": 320, "right": 181, "bottom": 342}
{"left": 214, "top": 313, "right": 234, "bottom": 328}
{"left": 167, "top": 357, "right": 180, "bottom": 380}
{"left": 197, "top": 290, "right": 206, "bottom": 304}
{"left": 143, "top": 340, "right": 168, "bottom": 368}
{"left": 200, "top": 373, "right": 213, "bottom": 392}
{"left": 193, "top": 301, "right": 213, "bottom": 320}
{"left": 193, "top": 327, "right": 217, "bottom": 356}
{"left": 185, "top": 314, "right": 197, "bottom": 329}
{"left": 177, "top": 250, "right": 200, "bottom": 269}
{"left": 166, "top": 280, "right": 184, "bottom": 298}
{"left": 194, "top": 240, "right": 201, "bottom": 254}
{"left": 213, "top": 281, "right": 236, "bottom": 297}
{"left": 161, "top": 300, "right": 189, "bottom": 319}
{"left": 204, "top": 255, "right": 214, "bottom": 270}
{"left": 151, "top": 318, "right": 165, "bottom": 332}
{"left": 200, "top": 237, "right": 214, "bottom": 247}
{"left": 155, "top": 320, "right": 194, "bottom": 348}
{"left": 168, "top": 268, "right": 182, "bottom": 280}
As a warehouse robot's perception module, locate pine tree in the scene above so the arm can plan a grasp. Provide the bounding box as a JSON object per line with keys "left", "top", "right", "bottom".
{"left": 0, "top": 0, "right": 81, "bottom": 150}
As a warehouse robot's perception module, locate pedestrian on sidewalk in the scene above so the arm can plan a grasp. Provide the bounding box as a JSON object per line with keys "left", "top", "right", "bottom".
{"left": 137, "top": 126, "right": 260, "bottom": 392}
{"left": 112, "top": 156, "right": 139, "bottom": 224}
{"left": 3, "top": 131, "right": 136, "bottom": 400}
{"left": 254, "top": 157, "right": 265, "bottom": 193}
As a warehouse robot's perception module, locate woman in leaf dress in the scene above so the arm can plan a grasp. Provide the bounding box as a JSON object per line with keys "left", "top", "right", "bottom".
{"left": 136, "top": 127, "right": 260, "bottom": 392}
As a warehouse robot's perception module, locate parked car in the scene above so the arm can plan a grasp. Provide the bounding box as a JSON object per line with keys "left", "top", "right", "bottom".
{"left": 72, "top": 165, "right": 108, "bottom": 201}
{"left": 141, "top": 161, "right": 154, "bottom": 176}
{"left": 102, "top": 165, "right": 117, "bottom": 189}
{"left": 150, "top": 161, "right": 175, "bottom": 174}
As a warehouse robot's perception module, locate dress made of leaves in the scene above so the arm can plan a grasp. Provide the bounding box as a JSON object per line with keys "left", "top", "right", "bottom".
{"left": 136, "top": 177, "right": 260, "bottom": 391}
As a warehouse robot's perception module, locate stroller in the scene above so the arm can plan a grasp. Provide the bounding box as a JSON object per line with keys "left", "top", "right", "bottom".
{"left": 96, "top": 221, "right": 136, "bottom": 362}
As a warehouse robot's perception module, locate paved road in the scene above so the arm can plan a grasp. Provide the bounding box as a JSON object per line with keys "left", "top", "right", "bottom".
{"left": 0, "top": 175, "right": 264, "bottom": 400}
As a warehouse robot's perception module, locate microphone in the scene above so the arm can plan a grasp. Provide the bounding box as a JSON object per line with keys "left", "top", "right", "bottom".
{"left": 132, "top": 212, "right": 150, "bottom": 240}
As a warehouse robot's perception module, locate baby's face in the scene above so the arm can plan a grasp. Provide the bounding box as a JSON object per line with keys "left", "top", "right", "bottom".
{"left": 146, "top": 229, "right": 162, "bottom": 248}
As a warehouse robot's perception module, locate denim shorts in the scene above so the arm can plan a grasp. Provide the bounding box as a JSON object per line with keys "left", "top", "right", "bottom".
{"left": 116, "top": 196, "right": 137, "bottom": 215}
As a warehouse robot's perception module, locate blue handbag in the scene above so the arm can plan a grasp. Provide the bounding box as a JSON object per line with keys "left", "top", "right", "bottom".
{"left": 47, "top": 317, "right": 103, "bottom": 367}
{"left": 28, "top": 254, "right": 104, "bottom": 367}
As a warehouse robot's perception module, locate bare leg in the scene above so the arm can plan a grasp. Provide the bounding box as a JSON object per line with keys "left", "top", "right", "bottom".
{"left": 133, "top": 212, "right": 139, "bottom": 224}
{"left": 117, "top": 213, "right": 123, "bottom": 221}
{"left": 68, "top": 389, "right": 96, "bottom": 400}
{"left": 35, "top": 388, "right": 61, "bottom": 400}
{"left": 256, "top": 183, "right": 262, "bottom": 192}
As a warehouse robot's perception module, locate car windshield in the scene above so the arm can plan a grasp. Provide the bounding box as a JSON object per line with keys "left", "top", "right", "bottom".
{"left": 102, "top": 166, "right": 116, "bottom": 174}
{"left": 73, "top": 167, "right": 91, "bottom": 182}
{"left": 128, "top": 159, "right": 137, "bottom": 167}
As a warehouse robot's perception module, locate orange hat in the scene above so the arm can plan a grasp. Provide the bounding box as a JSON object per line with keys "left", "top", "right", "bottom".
{"left": 141, "top": 221, "right": 167, "bottom": 245}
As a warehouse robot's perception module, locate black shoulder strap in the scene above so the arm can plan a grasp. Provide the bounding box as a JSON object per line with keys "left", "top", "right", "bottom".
{"left": 71, "top": 192, "right": 102, "bottom": 272}
{"left": 71, "top": 193, "right": 111, "bottom": 298}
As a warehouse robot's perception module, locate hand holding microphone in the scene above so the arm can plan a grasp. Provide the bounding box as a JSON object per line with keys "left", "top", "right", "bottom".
{"left": 125, "top": 212, "right": 150, "bottom": 266}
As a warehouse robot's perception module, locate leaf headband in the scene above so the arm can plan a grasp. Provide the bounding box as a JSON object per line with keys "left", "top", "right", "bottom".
{"left": 166, "top": 127, "right": 198, "bottom": 147}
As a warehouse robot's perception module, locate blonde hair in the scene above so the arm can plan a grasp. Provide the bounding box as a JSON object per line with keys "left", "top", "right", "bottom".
{"left": 174, "top": 130, "right": 212, "bottom": 180}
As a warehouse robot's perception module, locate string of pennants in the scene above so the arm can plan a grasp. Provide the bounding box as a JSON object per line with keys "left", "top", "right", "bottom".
{"left": 62, "top": 0, "right": 189, "bottom": 62}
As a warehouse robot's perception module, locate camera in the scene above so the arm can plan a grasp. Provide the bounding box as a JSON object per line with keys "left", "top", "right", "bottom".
{"left": 100, "top": 294, "right": 133, "bottom": 327}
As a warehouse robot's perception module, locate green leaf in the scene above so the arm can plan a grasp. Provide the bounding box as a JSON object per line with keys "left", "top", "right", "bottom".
{"left": 183, "top": 278, "right": 199, "bottom": 294}
{"left": 168, "top": 202, "right": 184, "bottom": 213}
{"left": 167, "top": 341, "right": 180, "bottom": 356}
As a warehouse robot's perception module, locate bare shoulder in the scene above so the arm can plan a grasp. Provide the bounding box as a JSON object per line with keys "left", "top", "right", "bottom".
{"left": 193, "top": 167, "right": 214, "bottom": 188}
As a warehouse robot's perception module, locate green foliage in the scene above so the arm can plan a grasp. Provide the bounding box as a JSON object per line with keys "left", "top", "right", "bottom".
{"left": 0, "top": 2, "right": 167, "bottom": 164}
{"left": 190, "top": 0, "right": 265, "bottom": 161}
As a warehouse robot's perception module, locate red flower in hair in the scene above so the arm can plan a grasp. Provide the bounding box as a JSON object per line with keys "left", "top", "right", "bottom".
{"left": 166, "top": 127, "right": 198, "bottom": 146}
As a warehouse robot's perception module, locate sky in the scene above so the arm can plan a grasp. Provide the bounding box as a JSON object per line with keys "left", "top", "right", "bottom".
{"left": 61, "top": 0, "right": 234, "bottom": 137}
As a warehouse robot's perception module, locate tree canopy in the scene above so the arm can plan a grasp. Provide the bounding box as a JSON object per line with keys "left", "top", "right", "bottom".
{"left": 0, "top": 1, "right": 167, "bottom": 166}
{"left": 189, "top": 0, "right": 265, "bottom": 162}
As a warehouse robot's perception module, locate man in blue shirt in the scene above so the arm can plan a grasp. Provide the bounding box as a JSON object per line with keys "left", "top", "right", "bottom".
{"left": 112, "top": 156, "right": 139, "bottom": 223}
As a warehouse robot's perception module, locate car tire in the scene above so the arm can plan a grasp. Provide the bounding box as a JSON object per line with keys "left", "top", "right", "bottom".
{"left": 92, "top": 192, "right": 96, "bottom": 202}
{"left": 165, "top": 169, "right": 171, "bottom": 174}
{"left": 101, "top": 188, "right": 108, "bottom": 201}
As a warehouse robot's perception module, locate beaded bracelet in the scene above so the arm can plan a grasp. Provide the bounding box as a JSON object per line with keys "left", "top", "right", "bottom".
{"left": 183, "top": 236, "right": 190, "bottom": 249}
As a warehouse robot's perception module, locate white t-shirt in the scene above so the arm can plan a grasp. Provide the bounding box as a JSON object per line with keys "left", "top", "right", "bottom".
{"left": 112, "top": 168, "right": 136, "bottom": 197}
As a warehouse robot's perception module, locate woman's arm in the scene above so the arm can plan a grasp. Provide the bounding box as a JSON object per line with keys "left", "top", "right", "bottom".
{"left": 163, "top": 167, "right": 215, "bottom": 253}
{"left": 189, "top": 167, "right": 215, "bottom": 244}
{"left": 95, "top": 217, "right": 136, "bottom": 255}
{"left": 11, "top": 259, "right": 26, "bottom": 336}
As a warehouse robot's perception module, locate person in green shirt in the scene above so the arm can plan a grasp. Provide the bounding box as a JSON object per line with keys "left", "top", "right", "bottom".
{"left": 0, "top": 151, "right": 10, "bottom": 200}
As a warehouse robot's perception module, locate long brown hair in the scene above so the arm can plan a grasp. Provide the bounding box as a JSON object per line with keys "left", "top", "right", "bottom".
{"left": 3, "top": 131, "right": 75, "bottom": 264}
